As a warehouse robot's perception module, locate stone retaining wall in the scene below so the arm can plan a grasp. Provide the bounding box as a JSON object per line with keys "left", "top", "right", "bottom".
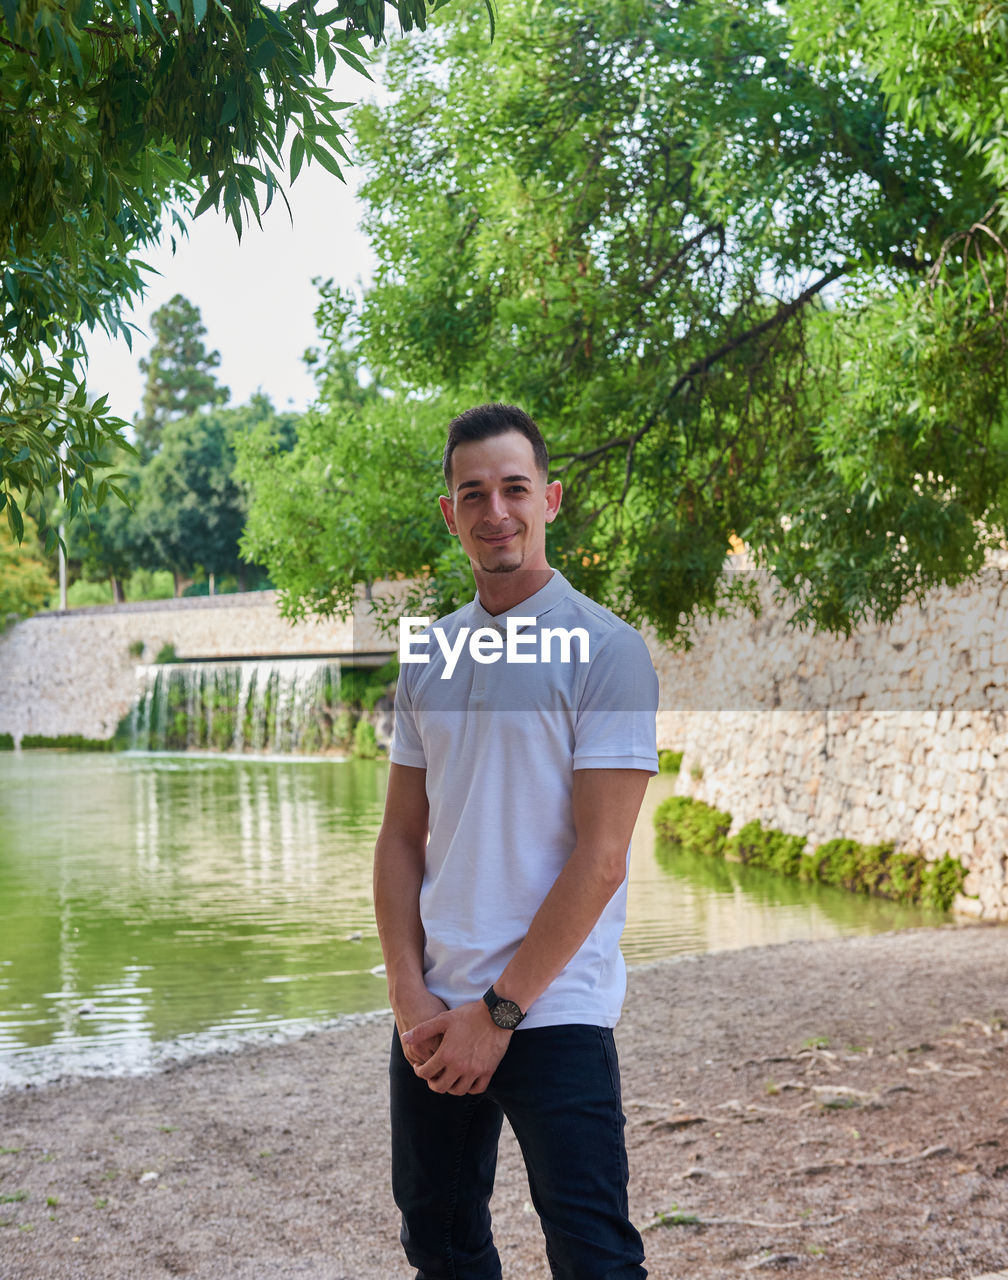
{"left": 649, "top": 566, "right": 1008, "bottom": 921}
{"left": 3, "top": 573, "right": 1006, "bottom": 919}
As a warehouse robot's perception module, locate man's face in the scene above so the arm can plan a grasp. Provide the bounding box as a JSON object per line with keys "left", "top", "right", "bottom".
{"left": 439, "top": 431, "right": 562, "bottom": 578}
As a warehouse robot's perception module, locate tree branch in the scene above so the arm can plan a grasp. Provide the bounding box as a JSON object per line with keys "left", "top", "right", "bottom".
{"left": 553, "top": 264, "right": 851, "bottom": 479}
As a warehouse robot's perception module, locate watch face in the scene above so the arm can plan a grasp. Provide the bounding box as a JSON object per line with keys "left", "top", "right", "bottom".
{"left": 491, "top": 999, "right": 523, "bottom": 1030}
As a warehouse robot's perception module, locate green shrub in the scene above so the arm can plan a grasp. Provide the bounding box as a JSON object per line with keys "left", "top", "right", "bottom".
{"left": 658, "top": 749, "right": 683, "bottom": 774}
{"left": 128, "top": 639, "right": 145, "bottom": 659}
{"left": 332, "top": 710, "right": 355, "bottom": 745}
{"left": 883, "top": 851, "right": 925, "bottom": 902}
{"left": 339, "top": 657, "right": 399, "bottom": 712}
{"left": 730, "top": 820, "right": 806, "bottom": 877}
{"left": 352, "top": 719, "right": 380, "bottom": 760}
{"left": 20, "top": 734, "right": 114, "bottom": 751}
{"left": 63, "top": 579, "right": 113, "bottom": 608}
{"left": 653, "top": 796, "right": 732, "bottom": 857}
{"left": 299, "top": 720, "right": 323, "bottom": 754}
{"left": 154, "top": 643, "right": 178, "bottom": 664}
{"left": 124, "top": 569, "right": 174, "bottom": 601}
{"left": 0, "top": 732, "right": 14, "bottom": 750}
{"left": 920, "top": 854, "right": 967, "bottom": 912}
{"left": 808, "top": 838, "right": 895, "bottom": 895}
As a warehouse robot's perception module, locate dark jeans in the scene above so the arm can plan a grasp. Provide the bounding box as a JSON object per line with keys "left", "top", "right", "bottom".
{"left": 389, "top": 1023, "right": 647, "bottom": 1280}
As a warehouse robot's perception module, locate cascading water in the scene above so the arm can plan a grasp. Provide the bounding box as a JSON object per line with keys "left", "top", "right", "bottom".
{"left": 130, "top": 658, "right": 344, "bottom": 754}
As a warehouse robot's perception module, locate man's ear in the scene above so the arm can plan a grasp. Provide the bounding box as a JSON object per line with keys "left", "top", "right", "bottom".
{"left": 439, "top": 494, "right": 458, "bottom": 536}
{"left": 544, "top": 479, "right": 563, "bottom": 524}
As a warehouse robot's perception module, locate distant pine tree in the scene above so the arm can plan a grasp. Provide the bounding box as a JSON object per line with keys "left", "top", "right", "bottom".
{"left": 135, "top": 295, "right": 229, "bottom": 460}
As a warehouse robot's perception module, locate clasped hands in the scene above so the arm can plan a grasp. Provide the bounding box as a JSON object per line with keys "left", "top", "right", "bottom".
{"left": 401, "top": 999, "right": 513, "bottom": 1096}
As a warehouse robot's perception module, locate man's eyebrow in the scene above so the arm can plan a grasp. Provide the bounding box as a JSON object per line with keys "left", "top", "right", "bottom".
{"left": 456, "top": 473, "right": 533, "bottom": 492}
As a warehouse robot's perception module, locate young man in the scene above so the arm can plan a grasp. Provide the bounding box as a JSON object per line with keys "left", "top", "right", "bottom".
{"left": 373, "top": 403, "right": 659, "bottom": 1279}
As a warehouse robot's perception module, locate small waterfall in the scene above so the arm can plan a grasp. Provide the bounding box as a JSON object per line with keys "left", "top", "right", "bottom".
{"left": 130, "top": 658, "right": 344, "bottom": 754}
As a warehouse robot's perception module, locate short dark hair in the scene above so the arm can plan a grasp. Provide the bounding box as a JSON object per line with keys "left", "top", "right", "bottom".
{"left": 443, "top": 403, "right": 549, "bottom": 487}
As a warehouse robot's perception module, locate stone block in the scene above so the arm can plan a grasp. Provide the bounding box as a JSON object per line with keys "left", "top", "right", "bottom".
{"left": 954, "top": 892, "right": 984, "bottom": 917}
{"left": 959, "top": 754, "right": 981, "bottom": 781}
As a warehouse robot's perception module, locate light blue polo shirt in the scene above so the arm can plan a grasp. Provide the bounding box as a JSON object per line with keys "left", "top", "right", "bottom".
{"left": 390, "top": 570, "right": 659, "bottom": 1029}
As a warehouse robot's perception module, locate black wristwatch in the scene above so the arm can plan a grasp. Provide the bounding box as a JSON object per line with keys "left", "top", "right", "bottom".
{"left": 482, "top": 985, "right": 525, "bottom": 1030}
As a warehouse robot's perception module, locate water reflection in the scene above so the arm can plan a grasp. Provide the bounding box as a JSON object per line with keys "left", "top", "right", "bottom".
{"left": 0, "top": 754, "right": 390, "bottom": 1087}
{"left": 0, "top": 756, "right": 946, "bottom": 1088}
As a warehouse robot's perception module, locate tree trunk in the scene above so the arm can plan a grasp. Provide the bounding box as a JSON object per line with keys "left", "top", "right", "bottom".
{"left": 110, "top": 576, "right": 125, "bottom": 603}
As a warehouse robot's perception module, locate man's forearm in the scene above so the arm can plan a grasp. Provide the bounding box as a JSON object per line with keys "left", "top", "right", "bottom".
{"left": 493, "top": 841, "right": 627, "bottom": 1014}
{"left": 494, "top": 767, "right": 651, "bottom": 1017}
{"left": 374, "top": 832, "right": 427, "bottom": 1009}
{"left": 373, "top": 763, "right": 432, "bottom": 1026}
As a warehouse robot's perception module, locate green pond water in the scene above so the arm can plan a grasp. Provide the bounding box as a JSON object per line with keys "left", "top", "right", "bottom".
{"left": 0, "top": 753, "right": 947, "bottom": 1089}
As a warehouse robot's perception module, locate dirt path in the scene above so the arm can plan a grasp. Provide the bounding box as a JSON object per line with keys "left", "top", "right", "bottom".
{"left": 1, "top": 923, "right": 1006, "bottom": 1279}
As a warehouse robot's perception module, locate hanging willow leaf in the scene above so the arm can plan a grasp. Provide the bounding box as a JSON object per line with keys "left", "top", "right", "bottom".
{"left": 1, "top": 0, "right": 483, "bottom": 541}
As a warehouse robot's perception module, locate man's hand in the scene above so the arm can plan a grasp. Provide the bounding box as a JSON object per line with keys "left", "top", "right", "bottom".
{"left": 403, "top": 1000, "right": 513, "bottom": 1096}
{"left": 395, "top": 989, "right": 450, "bottom": 1068}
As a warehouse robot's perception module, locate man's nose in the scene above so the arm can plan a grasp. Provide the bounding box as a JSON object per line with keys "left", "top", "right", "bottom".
{"left": 485, "top": 491, "right": 508, "bottom": 523}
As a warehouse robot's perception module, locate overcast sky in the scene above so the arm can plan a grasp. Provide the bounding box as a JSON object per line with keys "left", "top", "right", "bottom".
{"left": 84, "top": 65, "right": 379, "bottom": 425}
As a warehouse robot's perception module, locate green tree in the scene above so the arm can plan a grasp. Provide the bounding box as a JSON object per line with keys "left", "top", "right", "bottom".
{"left": 237, "top": 290, "right": 456, "bottom": 622}
{"left": 0, "top": 0, "right": 485, "bottom": 546}
{"left": 66, "top": 462, "right": 146, "bottom": 602}
{"left": 771, "top": 0, "right": 1008, "bottom": 632}
{"left": 0, "top": 522, "right": 53, "bottom": 629}
{"left": 251, "top": 0, "right": 1003, "bottom": 639}
{"left": 136, "top": 395, "right": 292, "bottom": 594}
{"left": 135, "top": 294, "right": 230, "bottom": 459}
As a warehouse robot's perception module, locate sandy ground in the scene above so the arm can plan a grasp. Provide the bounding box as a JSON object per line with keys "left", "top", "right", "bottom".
{"left": 1, "top": 923, "right": 1007, "bottom": 1280}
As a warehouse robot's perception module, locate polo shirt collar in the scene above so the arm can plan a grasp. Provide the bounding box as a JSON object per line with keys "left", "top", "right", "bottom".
{"left": 470, "top": 569, "right": 570, "bottom": 629}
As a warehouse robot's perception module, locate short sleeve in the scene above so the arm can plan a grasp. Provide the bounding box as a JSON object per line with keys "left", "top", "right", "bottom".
{"left": 573, "top": 626, "right": 659, "bottom": 773}
{"left": 389, "top": 664, "right": 428, "bottom": 769}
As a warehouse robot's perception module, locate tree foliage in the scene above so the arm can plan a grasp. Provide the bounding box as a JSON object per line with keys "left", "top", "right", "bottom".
{"left": 788, "top": 0, "right": 1008, "bottom": 191}
{"left": 0, "top": 521, "right": 53, "bottom": 627}
{"left": 251, "top": 0, "right": 1004, "bottom": 639}
{"left": 0, "top": 0, "right": 477, "bottom": 545}
{"left": 236, "top": 287, "right": 459, "bottom": 621}
{"left": 66, "top": 460, "right": 144, "bottom": 601}
{"left": 135, "top": 394, "right": 291, "bottom": 592}
{"left": 135, "top": 293, "right": 229, "bottom": 458}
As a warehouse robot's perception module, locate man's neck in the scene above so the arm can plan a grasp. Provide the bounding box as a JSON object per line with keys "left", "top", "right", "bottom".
{"left": 474, "top": 567, "right": 555, "bottom": 617}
